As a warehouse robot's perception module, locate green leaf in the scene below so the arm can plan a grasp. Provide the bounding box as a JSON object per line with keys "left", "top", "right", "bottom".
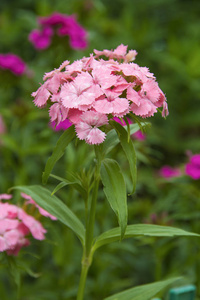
{"left": 42, "top": 126, "right": 76, "bottom": 184}
{"left": 50, "top": 173, "right": 88, "bottom": 200}
{"left": 100, "top": 158, "right": 127, "bottom": 239}
{"left": 111, "top": 121, "right": 137, "bottom": 194}
{"left": 93, "top": 224, "right": 200, "bottom": 250}
{"left": 12, "top": 185, "right": 85, "bottom": 245}
{"left": 103, "top": 123, "right": 148, "bottom": 156}
{"left": 104, "top": 277, "right": 182, "bottom": 300}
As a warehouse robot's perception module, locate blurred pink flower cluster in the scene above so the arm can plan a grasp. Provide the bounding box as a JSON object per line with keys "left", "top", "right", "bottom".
{"left": 0, "top": 53, "right": 26, "bottom": 76}
{"left": 185, "top": 154, "right": 200, "bottom": 180}
{"left": 0, "top": 193, "right": 56, "bottom": 256}
{"left": 29, "top": 12, "right": 88, "bottom": 50}
{"left": 159, "top": 165, "right": 182, "bottom": 179}
{"left": 32, "top": 44, "right": 168, "bottom": 145}
{"left": 159, "top": 153, "right": 200, "bottom": 180}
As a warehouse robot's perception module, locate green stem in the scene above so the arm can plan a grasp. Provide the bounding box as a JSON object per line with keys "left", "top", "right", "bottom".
{"left": 76, "top": 145, "right": 102, "bottom": 300}
{"left": 77, "top": 260, "right": 90, "bottom": 300}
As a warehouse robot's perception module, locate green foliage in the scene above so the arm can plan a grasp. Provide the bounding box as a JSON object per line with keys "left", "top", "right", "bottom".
{"left": 111, "top": 121, "right": 137, "bottom": 194}
{"left": 104, "top": 277, "right": 182, "bottom": 300}
{"left": 12, "top": 185, "right": 85, "bottom": 244}
{"left": 1, "top": 0, "right": 200, "bottom": 299}
{"left": 42, "top": 126, "right": 76, "bottom": 184}
{"left": 93, "top": 224, "right": 199, "bottom": 251}
{"left": 100, "top": 158, "right": 128, "bottom": 239}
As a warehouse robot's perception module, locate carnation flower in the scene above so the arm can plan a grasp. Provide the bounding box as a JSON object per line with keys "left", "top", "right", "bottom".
{"left": 185, "top": 154, "right": 200, "bottom": 180}
{"left": 29, "top": 12, "right": 88, "bottom": 50}
{"left": 0, "top": 54, "right": 26, "bottom": 76}
{"left": 32, "top": 44, "right": 168, "bottom": 145}
{"left": 0, "top": 193, "right": 56, "bottom": 255}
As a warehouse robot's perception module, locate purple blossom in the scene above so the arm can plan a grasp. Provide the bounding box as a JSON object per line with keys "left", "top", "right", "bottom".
{"left": 29, "top": 27, "right": 53, "bottom": 50}
{"left": 185, "top": 154, "right": 200, "bottom": 180}
{"left": 0, "top": 54, "right": 26, "bottom": 76}
{"left": 50, "top": 119, "right": 72, "bottom": 131}
{"left": 29, "top": 12, "right": 88, "bottom": 50}
{"left": 159, "top": 165, "right": 181, "bottom": 179}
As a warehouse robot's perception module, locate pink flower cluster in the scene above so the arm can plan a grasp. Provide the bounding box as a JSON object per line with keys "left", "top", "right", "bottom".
{"left": 29, "top": 12, "right": 88, "bottom": 50}
{"left": 32, "top": 44, "right": 168, "bottom": 145}
{"left": 185, "top": 154, "right": 200, "bottom": 180}
{"left": 0, "top": 193, "right": 56, "bottom": 256}
{"left": 159, "top": 165, "right": 182, "bottom": 179}
{"left": 0, "top": 53, "right": 26, "bottom": 76}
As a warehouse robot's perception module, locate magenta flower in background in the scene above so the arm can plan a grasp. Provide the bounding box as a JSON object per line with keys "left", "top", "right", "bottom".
{"left": 0, "top": 54, "right": 26, "bottom": 76}
{"left": 185, "top": 154, "right": 200, "bottom": 180}
{"left": 29, "top": 27, "right": 54, "bottom": 50}
{"left": 32, "top": 44, "right": 168, "bottom": 145}
{"left": 159, "top": 165, "right": 181, "bottom": 179}
{"left": 29, "top": 12, "right": 88, "bottom": 50}
{"left": 0, "top": 115, "right": 6, "bottom": 135}
{"left": 0, "top": 193, "right": 56, "bottom": 256}
{"left": 132, "top": 130, "right": 146, "bottom": 141}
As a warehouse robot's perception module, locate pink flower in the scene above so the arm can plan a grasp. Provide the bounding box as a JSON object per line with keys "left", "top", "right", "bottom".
{"left": 185, "top": 154, "right": 200, "bottom": 180}
{"left": 0, "top": 203, "right": 45, "bottom": 255}
{"left": 0, "top": 194, "right": 12, "bottom": 200}
{"left": 50, "top": 119, "right": 72, "bottom": 131}
{"left": 94, "top": 44, "right": 137, "bottom": 62}
{"left": 0, "top": 53, "right": 26, "bottom": 76}
{"left": 132, "top": 130, "right": 146, "bottom": 141}
{"left": 112, "top": 117, "right": 132, "bottom": 126}
{"left": 61, "top": 73, "right": 101, "bottom": 110}
{"left": 29, "top": 12, "right": 88, "bottom": 51}
{"left": 75, "top": 111, "right": 108, "bottom": 144}
{"left": 0, "top": 193, "right": 56, "bottom": 256}
{"left": 32, "top": 44, "right": 168, "bottom": 145}
{"left": 29, "top": 27, "right": 53, "bottom": 50}
{"left": 159, "top": 166, "right": 181, "bottom": 179}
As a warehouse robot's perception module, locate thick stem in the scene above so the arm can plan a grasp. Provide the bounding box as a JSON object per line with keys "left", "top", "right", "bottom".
{"left": 76, "top": 145, "right": 102, "bottom": 300}
{"left": 77, "top": 260, "right": 89, "bottom": 300}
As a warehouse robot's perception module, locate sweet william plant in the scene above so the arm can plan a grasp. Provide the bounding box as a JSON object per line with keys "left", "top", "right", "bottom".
{"left": 13, "top": 45, "right": 199, "bottom": 299}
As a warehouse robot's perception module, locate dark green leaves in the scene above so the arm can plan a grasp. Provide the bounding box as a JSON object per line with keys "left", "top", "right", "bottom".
{"left": 93, "top": 224, "right": 200, "bottom": 250}
{"left": 100, "top": 158, "right": 127, "bottom": 239}
{"left": 12, "top": 185, "right": 85, "bottom": 245}
{"left": 102, "top": 123, "right": 148, "bottom": 156}
{"left": 104, "top": 277, "right": 182, "bottom": 300}
{"left": 42, "top": 126, "right": 76, "bottom": 184}
{"left": 111, "top": 121, "right": 137, "bottom": 194}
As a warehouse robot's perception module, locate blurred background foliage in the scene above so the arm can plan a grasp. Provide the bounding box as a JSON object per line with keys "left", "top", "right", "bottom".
{"left": 0, "top": 0, "right": 200, "bottom": 299}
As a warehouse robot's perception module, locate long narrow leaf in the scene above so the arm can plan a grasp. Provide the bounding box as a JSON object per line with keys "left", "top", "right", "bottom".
{"left": 42, "top": 126, "right": 76, "bottom": 184}
{"left": 100, "top": 158, "right": 127, "bottom": 239}
{"left": 12, "top": 185, "right": 85, "bottom": 245}
{"left": 102, "top": 123, "right": 149, "bottom": 156}
{"left": 104, "top": 277, "right": 182, "bottom": 300}
{"left": 50, "top": 174, "right": 88, "bottom": 200}
{"left": 111, "top": 121, "right": 137, "bottom": 194}
{"left": 93, "top": 224, "right": 199, "bottom": 250}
